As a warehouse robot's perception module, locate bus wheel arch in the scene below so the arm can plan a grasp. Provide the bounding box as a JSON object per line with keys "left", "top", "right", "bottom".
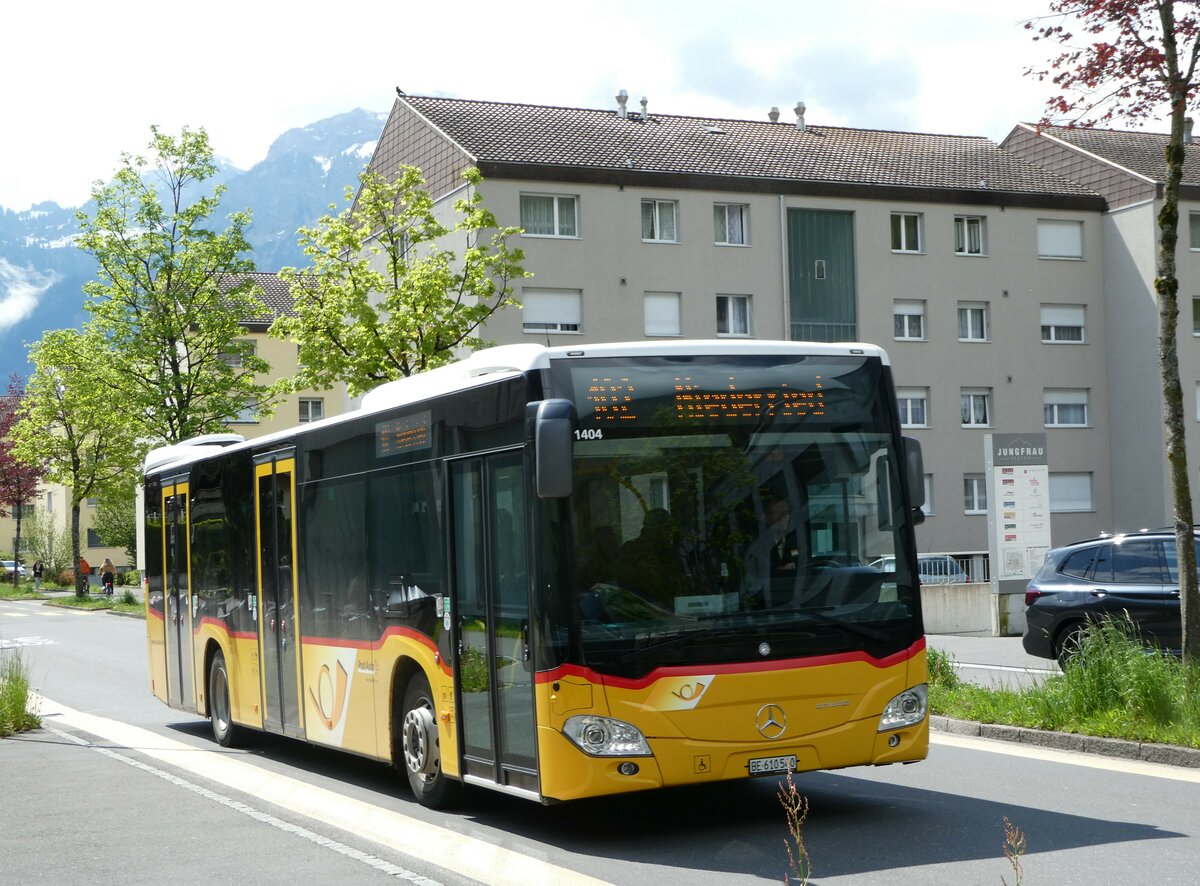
{"left": 391, "top": 662, "right": 459, "bottom": 808}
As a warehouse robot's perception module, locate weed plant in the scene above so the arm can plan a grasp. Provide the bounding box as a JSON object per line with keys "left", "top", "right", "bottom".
{"left": 931, "top": 621, "right": 1200, "bottom": 748}
{"left": 0, "top": 648, "right": 41, "bottom": 736}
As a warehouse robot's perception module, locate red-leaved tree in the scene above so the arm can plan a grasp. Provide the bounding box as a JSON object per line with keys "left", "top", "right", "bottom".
{"left": 0, "top": 375, "right": 45, "bottom": 587}
{"left": 1028, "top": 1, "right": 1200, "bottom": 663}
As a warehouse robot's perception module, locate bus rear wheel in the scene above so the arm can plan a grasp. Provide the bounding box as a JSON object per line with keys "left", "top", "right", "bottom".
{"left": 209, "top": 650, "right": 240, "bottom": 748}
{"left": 400, "top": 673, "right": 457, "bottom": 808}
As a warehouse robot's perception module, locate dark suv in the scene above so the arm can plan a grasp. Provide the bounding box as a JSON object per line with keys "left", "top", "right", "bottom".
{"left": 1022, "top": 529, "right": 1187, "bottom": 664}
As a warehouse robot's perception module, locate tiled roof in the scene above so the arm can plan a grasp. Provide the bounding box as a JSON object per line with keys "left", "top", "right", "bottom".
{"left": 1035, "top": 124, "right": 1200, "bottom": 184}
{"left": 218, "top": 271, "right": 298, "bottom": 325}
{"left": 401, "top": 94, "right": 1097, "bottom": 199}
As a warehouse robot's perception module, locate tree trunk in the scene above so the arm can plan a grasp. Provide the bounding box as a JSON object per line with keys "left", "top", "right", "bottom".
{"left": 1157, "top": 76, "right": 1200, "bottom": 665}
{"left": 72, "top": 503, "right": 84, "bottom": 598}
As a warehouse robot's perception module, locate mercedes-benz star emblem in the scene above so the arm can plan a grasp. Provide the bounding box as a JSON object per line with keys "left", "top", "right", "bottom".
{"left": 755, "top": 703, "right": 787, "bottom": 740}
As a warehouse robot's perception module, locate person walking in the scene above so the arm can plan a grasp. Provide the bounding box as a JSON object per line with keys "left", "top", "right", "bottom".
{"left": 32, "top": 559, "right": 44, "bottom": 593}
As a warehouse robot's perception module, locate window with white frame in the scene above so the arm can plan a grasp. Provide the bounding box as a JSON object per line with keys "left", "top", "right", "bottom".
{"left": 957, "top": 302, "right": 989, "bottom": 341}
{"left": 1049, "top": 472, "right": 1093, "bottom": 512}
{"left": 221, "top": 339, "right": 255, "bottom": 368}
{"left": 1190, "top": 212, "right": 1200, "bottom": 250}
{"left": 923, "top": 475, "right": 935, "bottom": 516}
{"left": 716, "top": 294, "right": 751, "bottom": 336}
{"left": 232, "top": 399, "right": 260, "bottom": 424}
{"left": 642, "top": 199, "right": 678, "bottom": 242}
{"left": 298, "top": 398, "right": 324, "bottom": 423}
{"left": 644, "top": 292, "right": 681, "bottom": 336}
{"left": 963, "top": 474, "right": 987, "bottom": 514}
{"left": 1041, "top": 304, "right": 1085, "bottom": 343}
{"left": 954, "top": 216, "right": 986, "bottom": 255}
{"left": 893, "top": 300, "right": 926, "bottom": 340}
{"left": 961, "top": 388, "right": 992, "bottom": 426}
{"left": 896, "top": 387, "right": 929, "bottom": 428}
{"left": 1037, "top": 219, "right": 1084, "bottom": 259}
{"left": 520, "top": 193, "right": 578, "bottom": 237}
{"left": 714, "top": 203, "right": 749, "bottom": 245}
{"left": 1044, "top": 388, "right": 1089, "bottom": 427}
{"left": 890, "top": 212, "right": 922, "bottom": 253}
{"left": 522, "top": 288, "right": 582, "bottom": 333}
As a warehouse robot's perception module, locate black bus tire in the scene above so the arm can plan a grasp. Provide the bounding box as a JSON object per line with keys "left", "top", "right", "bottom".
{"left": 209, "top": 649, "right": 240, "bottom": 748}
{"left": 400, "top": 673, "right": 458, "bottom": 808}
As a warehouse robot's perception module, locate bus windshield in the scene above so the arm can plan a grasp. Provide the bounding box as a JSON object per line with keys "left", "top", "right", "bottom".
{"left": 551, "top": 352, "right": 919, "bottom": 677}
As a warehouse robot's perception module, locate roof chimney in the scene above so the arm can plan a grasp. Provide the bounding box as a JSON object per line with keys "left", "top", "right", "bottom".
{"left": 768, "top": 106, "right": 780, "bottom": 123}
{"left": 1187, "top": 116, "right": 1195, "bottom": 145}
{"left": 794, "top": 101, "right": 807, "bottom": 132}
{"left": 616, "top": 89, "right": 629, "bottom": 119}
{"left": 640, "top": 96, "right": 649, "bottom": 121}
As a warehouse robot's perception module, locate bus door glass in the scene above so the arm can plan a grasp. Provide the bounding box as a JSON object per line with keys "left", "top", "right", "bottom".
{"left": 162, "top": 481, "right": 195, "bottom": 709}
{"left": 451, "top": 451, "right": 538, "bottom": 793}
{"left": 255, "top": 454, "right": 304, "bottom": 738}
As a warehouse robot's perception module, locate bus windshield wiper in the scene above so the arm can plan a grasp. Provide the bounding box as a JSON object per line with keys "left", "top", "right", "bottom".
{"left": 776, "top": 607, "right": 890, "bottom": 643}
{"left": 615, "top": 630, "right": 704, "bottom": 662}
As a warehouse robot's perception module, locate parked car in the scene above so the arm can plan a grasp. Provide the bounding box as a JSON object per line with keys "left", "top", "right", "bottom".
{"left": 2, "top": 559, "right": 27, "bottom": 579}
{"left": 869, "top": 554, "right": 970, "bottom": 584}
{"left": 1022, "top": 529, "right": 1185, "bottom": 664}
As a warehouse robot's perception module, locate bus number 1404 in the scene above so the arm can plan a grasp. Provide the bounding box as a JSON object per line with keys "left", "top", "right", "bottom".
{"left": 574, "top": 429, "right": 604, "bottom": 441}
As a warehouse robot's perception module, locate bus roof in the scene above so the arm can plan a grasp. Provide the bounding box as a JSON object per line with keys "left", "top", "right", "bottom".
{"left": 143, "top": 339, "right": 891, "bottom": 476}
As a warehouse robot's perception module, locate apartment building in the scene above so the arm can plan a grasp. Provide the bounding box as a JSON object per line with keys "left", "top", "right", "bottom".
{"left": 367, "top": 92, "right": 1113, "bottom": 554}
{"left": 1004, "top": 123, "right": 1200, "bottom": 532}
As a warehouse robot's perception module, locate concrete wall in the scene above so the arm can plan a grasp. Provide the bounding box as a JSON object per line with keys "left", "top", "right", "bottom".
{"left": 920, "top": 582, "right": 1027, "bottom": 637}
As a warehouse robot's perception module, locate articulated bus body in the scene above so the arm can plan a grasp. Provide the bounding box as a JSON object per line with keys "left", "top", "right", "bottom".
{"left": 140, "top": 340, "right": 928, "bottom": 806}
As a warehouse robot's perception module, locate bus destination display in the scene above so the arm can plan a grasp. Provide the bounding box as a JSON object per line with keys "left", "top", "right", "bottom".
{"left": 375, "top": 410, "right": 432, "bottom": 457}
{"left": 582, "top": 373, "right": 826, "bottom": 424}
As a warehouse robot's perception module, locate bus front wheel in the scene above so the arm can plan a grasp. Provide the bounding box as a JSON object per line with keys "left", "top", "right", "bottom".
{"left": 400, "top": 673, "right": 457, "bottom": 808}
{"left": 209, "top": 650, "right": 240, "bottom": 748}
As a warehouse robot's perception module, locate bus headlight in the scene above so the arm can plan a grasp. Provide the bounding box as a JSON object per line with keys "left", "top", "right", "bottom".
{"left": 563, "top": 715, "right": 653, "bottom": 756}
{"left": 877, "top": 684, "right": 927, "bottom": 732}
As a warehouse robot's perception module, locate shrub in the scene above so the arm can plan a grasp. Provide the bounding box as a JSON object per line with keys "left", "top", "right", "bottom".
{"left": 927, "top": 646, "right": 961, "bottom": 690}
{"left": 55, "top": 569, "right": 74, "bottom": 587}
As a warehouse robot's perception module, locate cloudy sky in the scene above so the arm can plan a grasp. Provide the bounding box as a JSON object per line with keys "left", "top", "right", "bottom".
{"left": 0, "top": 0, "right": 1143, "bottom": 213}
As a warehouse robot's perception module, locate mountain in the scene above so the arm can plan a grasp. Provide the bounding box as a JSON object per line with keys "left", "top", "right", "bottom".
{"left": 0, "top": 108, "right": 388, "bottom": 383}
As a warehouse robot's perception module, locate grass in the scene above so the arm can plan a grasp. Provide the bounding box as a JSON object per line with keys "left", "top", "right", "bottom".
{"left": 929, "top": 621, "right": 1200, "bottom": 749}
{"left": 0, "top": 648, "right": 41, "bottom": 736}
{"left": 48, "top": 593, "right": 144, "bottom": 617}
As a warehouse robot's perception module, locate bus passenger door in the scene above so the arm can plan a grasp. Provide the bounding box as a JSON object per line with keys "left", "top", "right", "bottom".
{"left": 451, "top": 451, "right": 539, "bottom": 798}
{"left": 162, "top": 482, "right": 195, "bottom": 710}
{"left": 255, "top": 454, "right": 305, "bottom": 738}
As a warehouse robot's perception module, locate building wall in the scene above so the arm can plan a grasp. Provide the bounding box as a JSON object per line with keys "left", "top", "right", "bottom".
{"left": 457, "top": 176, "right": 1113, "bottom": 555}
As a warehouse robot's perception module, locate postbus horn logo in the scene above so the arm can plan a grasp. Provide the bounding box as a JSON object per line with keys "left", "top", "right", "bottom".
{"left": 310, "top": 660, "right": 349, "bottom": 730}
{"left": 755, "top": 703, "right": 787, "bottom": 740}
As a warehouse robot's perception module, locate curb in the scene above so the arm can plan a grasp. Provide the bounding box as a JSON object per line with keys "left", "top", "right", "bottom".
{"left": 930, "top": 715, "right": 1200, "bottom": 768}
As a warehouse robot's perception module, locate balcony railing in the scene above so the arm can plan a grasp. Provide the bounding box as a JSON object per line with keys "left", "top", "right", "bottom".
{"left": 791, "top": 321, "right": 858, "bottom": 343}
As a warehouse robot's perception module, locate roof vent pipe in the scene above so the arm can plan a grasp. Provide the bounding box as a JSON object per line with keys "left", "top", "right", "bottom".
{"left": 640, "top": 96, "right": 649, "bottom": 121}
{"left": 795, "top": 101, "right": 807, "bottom": 132}
{"left": 1187, "top": 116, "right": 1194, "bottom": 145}
{"left": 768, "top": 106, "right": 780, "bottom": 123}
{"left": 616, "top": 89, "right": 629, "bottom": 119}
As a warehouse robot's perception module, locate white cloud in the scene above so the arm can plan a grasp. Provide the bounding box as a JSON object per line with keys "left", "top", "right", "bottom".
{"left": 0, "top": 259, "right": 58, "bottom": 331}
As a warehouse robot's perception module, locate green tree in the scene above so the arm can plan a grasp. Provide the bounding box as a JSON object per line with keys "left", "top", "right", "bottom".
{"left": 12, "top": 329, "right": 140, "bottom": 596}
{"left": 270, "top": 167, "right": 528, "bottom": 397}
{"left": 1028, "top": 0, "right": 1200, "bottom": 662}
{"left": 91, "top": 478, "right": 137, "bottom": 564}
{"left": 22, "top": 509, "right": 72, "bottom": 578}
{"left": 75, "top": 125, "right": 274, "bottom": 443}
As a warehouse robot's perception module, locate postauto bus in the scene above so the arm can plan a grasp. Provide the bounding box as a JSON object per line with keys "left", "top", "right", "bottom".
{"left": 139, "top": 340, "right": 928, "bottom": 807}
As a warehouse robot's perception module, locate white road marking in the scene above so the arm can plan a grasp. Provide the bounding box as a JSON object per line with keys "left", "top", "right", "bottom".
{"left": 954, "top": 661, "right": 1059, "bottom": 676}
{"left": 0, "top": 636, "right": 57, "bottom": 649}
{"left": 35, "top": 695, "right": 612, "bottom": 886}
{"left": 931, "top": 732, "right": 1200, "bottom": 783}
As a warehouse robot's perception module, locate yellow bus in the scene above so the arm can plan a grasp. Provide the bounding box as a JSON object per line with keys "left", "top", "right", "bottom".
{"left": 140, "top": 340, "right": 929, "bottom": 807}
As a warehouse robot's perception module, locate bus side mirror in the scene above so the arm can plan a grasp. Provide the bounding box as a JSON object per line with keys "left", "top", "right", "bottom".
{"left": 903, "top": 436, "right": 925, "bottom": 525}
{"left": 534, "top": 399, "right": 575, "bottom": 499}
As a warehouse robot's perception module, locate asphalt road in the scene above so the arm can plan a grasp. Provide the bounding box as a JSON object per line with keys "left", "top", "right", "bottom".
{"left": 3, "top": 600, "right": 1197, "bottom": 885}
